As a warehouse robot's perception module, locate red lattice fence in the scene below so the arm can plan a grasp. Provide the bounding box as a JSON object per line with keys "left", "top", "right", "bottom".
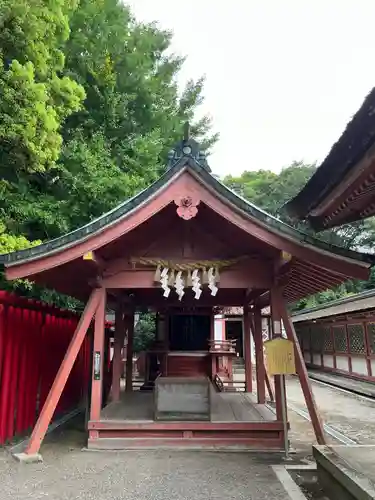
{"left": 0, "top": 292, "right": 92, "bottom": 444}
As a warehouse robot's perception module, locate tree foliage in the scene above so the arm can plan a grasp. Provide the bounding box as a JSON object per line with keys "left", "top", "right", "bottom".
{"left": 133, "top": 313, "right": 156, "bottom": 353}
{"left": 0, "top": 0, "right": 373, "bottom": 313}
{"left": 0, "top": 0, "right": 216, "bottom": 242}
{"left": 223, "top": 163, "right": 375, "bottom": 309}
{"left": 0, "top": 0, "right": 216, "bottom": 307}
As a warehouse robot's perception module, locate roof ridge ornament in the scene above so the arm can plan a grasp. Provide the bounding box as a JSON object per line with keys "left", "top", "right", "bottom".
{"left": 166, "top": 122, "right": 211, "bottom": 172}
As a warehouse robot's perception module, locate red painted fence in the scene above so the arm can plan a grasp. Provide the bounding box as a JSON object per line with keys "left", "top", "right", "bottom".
{"left": 0, "top": 292, "right": 92, "bottom": 445}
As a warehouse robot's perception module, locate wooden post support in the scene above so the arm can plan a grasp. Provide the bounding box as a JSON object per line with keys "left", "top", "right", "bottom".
{"left": 270, "top": 288, "right": 284, "bottom": 421}
{"left": 210, "top": 311, "right": 217, "bottom": 379}
{"left": 277, "top": 289, "right": 326, "bottom": 445}
{"left": 89, "top": 289, "right": 106, "bottom": 422}
{"left": 243, "top": 306, "right": 252, "bottom": 393}
{"left": 251, "top": 309, "right": 266, "bottom": 404}
{"left": 111, "top": 301, "right": 125, "bottom": 402}
{"left": 25, "top": 289, "right": 101, "bottom": 456}
{"left": 264, "top": 315, "right": 275, "bottom": 401}
{"left": 125, "top": 310, "right": 135, "bottom": 392}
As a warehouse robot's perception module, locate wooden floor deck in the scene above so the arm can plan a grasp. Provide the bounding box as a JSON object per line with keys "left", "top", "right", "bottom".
{"left": 88, "top": 388, "right": 283, "bottom": 450}
{"left": 101, "top": 391, "right": 276, "bottom": 423}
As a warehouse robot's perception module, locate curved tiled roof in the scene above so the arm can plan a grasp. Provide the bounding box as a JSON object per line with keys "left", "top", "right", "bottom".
{"left": 285, "top": 87, "right": 375, "bottom": 221}
{"left": 1, "top": 136, "right": 375, "bottom": 268}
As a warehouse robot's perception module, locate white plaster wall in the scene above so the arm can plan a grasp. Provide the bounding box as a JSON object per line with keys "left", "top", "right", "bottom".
{"left": 336, "top": 356, "right": 349, "bottom": 372}
{"left": 371, "top": 359, "right": 375, "bottom": 376}
{"left": 351, "top": 357, "right": 368, "bottom": 376}
{"left": 313, "top": 354, "right": 322, "bottom": 366}
{"left": 303, "top": 351, "right": 312, "bottom": 364}
{"left": 323, "top": 355, "right": 334, "bottom": 368}
{"left": 214, "top": 315, "right": 225, "bottom": 341}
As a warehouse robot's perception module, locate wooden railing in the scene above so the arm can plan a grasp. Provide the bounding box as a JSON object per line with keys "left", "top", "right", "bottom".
{"left": 213, "top": 373, "right": 245, "bottom": 393}
{"left": 209, "top": 339, "right": 236, "bottom": 353}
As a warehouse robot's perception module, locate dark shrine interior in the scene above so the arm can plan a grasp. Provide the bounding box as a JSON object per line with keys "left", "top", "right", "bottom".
{"left": 168, "top": 314, "right": 210, "bottom": 351}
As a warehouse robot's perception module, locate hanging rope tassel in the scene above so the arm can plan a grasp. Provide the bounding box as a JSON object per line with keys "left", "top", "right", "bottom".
{"left": 154, "top": 264, "right": 161, "bottom": 282}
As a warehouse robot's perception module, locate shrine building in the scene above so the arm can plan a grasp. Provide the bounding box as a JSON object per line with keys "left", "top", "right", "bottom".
{"left": 1, "top": 129, "right": 374, "bottom": 460}
{"left": 285, "top": 87, "right": 375, "bottom": 229}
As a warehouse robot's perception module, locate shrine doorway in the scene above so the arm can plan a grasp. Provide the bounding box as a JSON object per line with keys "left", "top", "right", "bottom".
{"left": 169, "top": 314, "right": 210, "bottom": 351}
{"left": 226, "top": 319, "right": 244, "bottom": 358}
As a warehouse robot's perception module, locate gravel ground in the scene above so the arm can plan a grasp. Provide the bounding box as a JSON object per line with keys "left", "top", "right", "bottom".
{"left": 3, "top": 376, "right": 367, "bottom": 500}
{"left": 286, "top": 376, "right": 375, "bottom": 443}
{"left": 0, "top": 445, "right": 295, "bottom": 500}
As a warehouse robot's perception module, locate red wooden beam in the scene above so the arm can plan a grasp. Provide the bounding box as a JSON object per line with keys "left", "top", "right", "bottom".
{"left": 270, "top": 289, "right": 284, "bottom": 422}
{"left": 25, "top": 289, "right": 101, "bottom": 456}
{"left": 101, "top": 266, "right": 272, "bottom": 290}
{"left": 294, "top": 261, "right": 345, "bottom": 286}
{"left": 6, "top": 171, "right": 371, "bottom": 287}
{"left": 289, "top": 268, "right": 343, "bottom": 291}
{"left": 251, "top": 309, "right": 266, "bottom": 404}
{"left": 277, "top": 290, "right": 326, "bottom": 445}
{"left": 243, "top": 306, "right": 252, "bottom": 393}
{"left": 89, "top": 289, "right": 106, "bottom": 422}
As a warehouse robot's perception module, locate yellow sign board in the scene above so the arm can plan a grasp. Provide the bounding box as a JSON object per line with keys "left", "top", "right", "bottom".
{"left": 264, "top": 338, "right": 296, "bottom": 375}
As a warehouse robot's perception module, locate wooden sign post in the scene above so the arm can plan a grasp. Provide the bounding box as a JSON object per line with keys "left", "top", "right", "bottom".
{"left": 264, "top": 338, "right": 296, "bottom": 459}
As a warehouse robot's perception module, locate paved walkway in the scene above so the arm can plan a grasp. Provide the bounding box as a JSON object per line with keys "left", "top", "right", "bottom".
{"left": 308, "top": 369, "right": 375, "bottom": 398}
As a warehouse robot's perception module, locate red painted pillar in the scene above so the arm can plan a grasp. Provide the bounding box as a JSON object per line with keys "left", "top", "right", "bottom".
{"left": 210, "top": 312, "right": 217, "bottom": 379}
{"left": 26, "top": 289, "right": 101, "bottom": 456}
{"left": 252, "top": 309, "right": 266, "bottom": 404}
{"left": 6, "top": 305, "right": 22, "bottom": 441}
{"left": 243, "top": 305, "right": 252, "bottom": 393}
{"left": 89, "top": 289, "right": 107, "bottom": 421}
{"left": 16, "top": 307, "right": 29, "bottom": 434}
{"left": 0, "top": 305, "right": 13, "bottom": 443}
{"left": 125, "top": 310, "right": 135, "bottom": 393}
{"left": 270, "top": 288, "right": 284, "bottom": 421}
{"left": 277, "top": 290, "right": 326, "bottom": 445}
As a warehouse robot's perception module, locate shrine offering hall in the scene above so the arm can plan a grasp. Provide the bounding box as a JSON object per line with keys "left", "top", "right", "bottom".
{"left": 2, "top": 131, "right": 374, "bottom": 459}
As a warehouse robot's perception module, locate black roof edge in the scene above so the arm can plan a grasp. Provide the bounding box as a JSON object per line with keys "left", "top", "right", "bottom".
{"left": 292, "top": 288, "right": 375, "bottom": 318}
{"left": 1, "top": 141, "right": 375, "bottom": 268}
{"left": 284, "top": 87, "right": 375, "bottom": 220}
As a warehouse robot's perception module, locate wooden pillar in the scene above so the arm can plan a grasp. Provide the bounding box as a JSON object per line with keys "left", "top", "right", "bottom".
{"left": 25, "top": 289, "right": 101, "bottom": 456}
{"left": 125, "top": 310, "right": 135, "bottom": 392}
{"left": 270, "top": 288, "right": 284, "bottom": 421}
{"left": 263, "top": 315, "right": 275, "bottom": 401}
{"left": 243, "top": 305, "right": 252, "bottom": 393}
{"left": 89, "top": 288, "right": 106, "bottom": 422}
{"left": 277, "top": 291, "right": 326, "bottom": 445}
{"left": 210, "top": 311, "right": 217, "bottom": 379}
{"left": 252, "top": 309, "right": 266, "bottom": 404}
{"left": 111, "top": 301, "right": 125, "bottom": 402}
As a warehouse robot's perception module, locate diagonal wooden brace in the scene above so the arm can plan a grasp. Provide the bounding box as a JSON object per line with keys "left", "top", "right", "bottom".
{"left": 25, "top": 289, "right": 102, "bottom": 456}
{"left": 277, "top": 291, "right": 326, "bottom": 445}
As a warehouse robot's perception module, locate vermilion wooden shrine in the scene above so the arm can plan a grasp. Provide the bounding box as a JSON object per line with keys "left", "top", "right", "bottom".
{"left": 1, "top": 129, "right": 374, "bottom": 460}
{"left": 286, "top": 87, "right": 375, "bottom": 229}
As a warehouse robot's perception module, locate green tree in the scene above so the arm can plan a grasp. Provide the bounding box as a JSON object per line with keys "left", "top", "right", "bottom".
{"left": 133, "top": 313, "right": 156, "bottom": 353}
{"left": 2, "top": 0, "right": 217, "bottom": 241}
{"left": 0, "top": 0, "right": 85, "bottom": 178}
{"left": 223, "top": 163, "right": 375, "bottom": 310}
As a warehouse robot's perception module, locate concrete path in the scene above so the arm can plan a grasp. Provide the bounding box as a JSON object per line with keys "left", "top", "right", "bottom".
{"left": 307, "top": 369, "right": 375, "bottom": 398}
{"left": 286, "top": 376, "right": 375, "bottom": 444}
